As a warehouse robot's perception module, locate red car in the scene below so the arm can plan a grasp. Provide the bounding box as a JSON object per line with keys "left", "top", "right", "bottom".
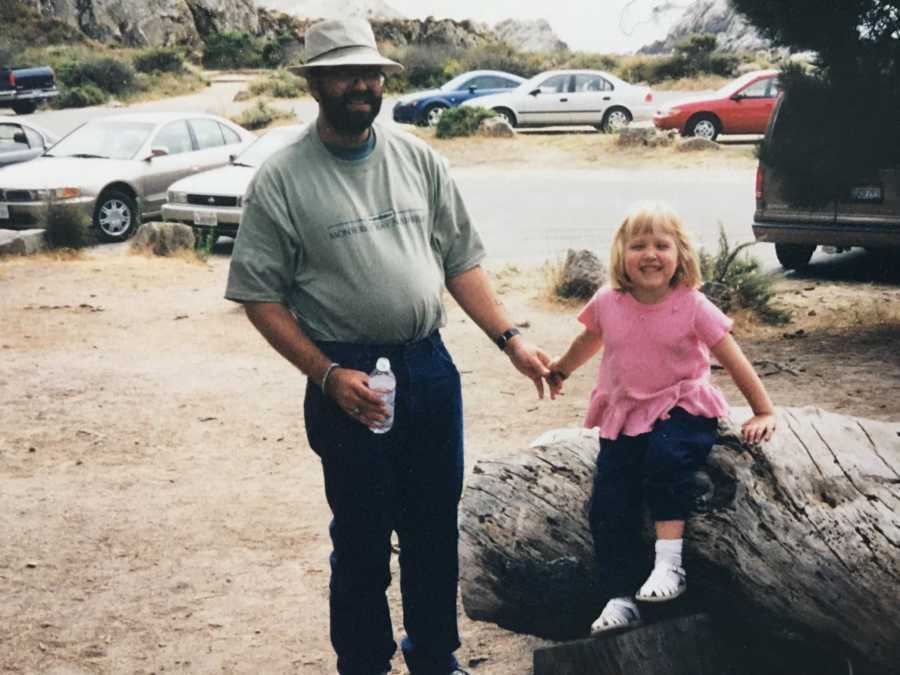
{"left": 653, "top": 69, "right": 780, "bottom": 141}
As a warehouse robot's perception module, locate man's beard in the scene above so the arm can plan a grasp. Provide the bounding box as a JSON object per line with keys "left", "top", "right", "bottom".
{"left": 319, "top": 89, "right": 382, "bottom": 136}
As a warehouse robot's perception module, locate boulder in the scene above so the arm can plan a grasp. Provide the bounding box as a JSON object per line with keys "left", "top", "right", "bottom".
{"left": 478, "top": 117, "right": 515, "bottom": 138}
{"left": 130, "top": 222, "right": 196, "bottom": 256}
{"left": 555, "top": 249, "right": 605, "bottom": 300}
{"left": 0, "top": 229, "right": 46, "bottom": 257}
{"left": 493, "top": 18, "right": 567, "bottom": 53}
{"left": 676, "top": 137, "right": 720, "bottom": 152}
{"left": 616, "top": 128, "right": 675, "bottom": 148}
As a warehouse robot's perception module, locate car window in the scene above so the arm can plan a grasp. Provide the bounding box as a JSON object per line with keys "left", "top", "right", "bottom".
{"left": 463, "top": 75, "right": 520, "bottom": 91}
{"left": 741, "top": 77, "right": 774, "bottom": 98}
{"left": 766, "top": 78, "right": 781, "bottom": 97}
{"left": 0, "top": 124, "right": 29, "bottom": 151}
{"left": 573, "top": 74, "right": 613, "bottom": 92}
{"left": 535, "top": 74, "right": 570, "bottom": 94}
{"left": 191, "top": 118, "right": 226, "bottom": 149}
{"left": 220, "top": 123, "right": 241, "bottom": 145}
{"left": 152, "top": 120, "right": 193, "bottom": 155}
{"left": 24, "top": 127, "right": 44, "bottom": 148}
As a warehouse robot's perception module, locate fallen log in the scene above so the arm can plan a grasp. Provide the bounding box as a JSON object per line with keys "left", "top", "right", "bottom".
{"left": 459, "top": 407, "right": 900, "bottom": 674}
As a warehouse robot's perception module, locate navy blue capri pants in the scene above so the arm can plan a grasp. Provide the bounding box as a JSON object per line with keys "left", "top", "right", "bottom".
{"left": 589, "top": 407, "right": 718, "bottom": 599}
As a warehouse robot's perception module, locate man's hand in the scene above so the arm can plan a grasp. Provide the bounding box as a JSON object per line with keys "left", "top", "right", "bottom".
{"left": 326, "top": 367, "right": 388, "bottom": 427}
{"left": 505, "top": 338, "right": 551, "bottom": 399}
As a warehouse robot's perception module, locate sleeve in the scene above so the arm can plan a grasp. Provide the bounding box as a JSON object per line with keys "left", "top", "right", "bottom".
{"left": 429, "top": 155, "right": 486, "bottom": 278}
{"left": 577, "top": 289, "right": 606, "bottom": 335}
{"left": 224, "top": 166, "right": 301, "bottom": 304}
{"left": 693, "top": 291, "right": 734, "bottom": 347}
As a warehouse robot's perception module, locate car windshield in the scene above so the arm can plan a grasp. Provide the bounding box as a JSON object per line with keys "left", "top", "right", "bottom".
{"left": 46, "top": 121, "right": 154, "bottom": 160}
{"left": 233, "top": 128, "right": 303, "bottom": 167}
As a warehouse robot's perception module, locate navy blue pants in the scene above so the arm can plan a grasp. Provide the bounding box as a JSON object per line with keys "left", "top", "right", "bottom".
{"left": 589, "top": 407, "right": 717, "bottom": 599}
{"left": 303, "top": 331, "right": 464, "bottom": 675}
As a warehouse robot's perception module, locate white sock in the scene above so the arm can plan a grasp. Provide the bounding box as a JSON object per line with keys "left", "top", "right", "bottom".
{"left": 655, "top": 538, "right": 683, "bottom": 568}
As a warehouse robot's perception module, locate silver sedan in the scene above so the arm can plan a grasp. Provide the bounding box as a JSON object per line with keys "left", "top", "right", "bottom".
{"left": 163, "top": 124, "right": 306, "bottom": 239}
{"left": 0, "top": 112, "right": 254, "bottom": 241}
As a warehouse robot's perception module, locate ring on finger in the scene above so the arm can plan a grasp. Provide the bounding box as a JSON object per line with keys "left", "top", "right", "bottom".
{"left": 351, "top": 407, "right": 361, "bottom": 415}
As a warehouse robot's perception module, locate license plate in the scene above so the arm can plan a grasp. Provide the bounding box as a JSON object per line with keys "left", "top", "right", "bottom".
{"left": 850, "top": 186, "right": 882, "bottom": 202}
{"left": 193, "top": 210, "right": 217, "bottom": 227}
{"left": 0, "top": 203, "right": 8, "bottom": 219}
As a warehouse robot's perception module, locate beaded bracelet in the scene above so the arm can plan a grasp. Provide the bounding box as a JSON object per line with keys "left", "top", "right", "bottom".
{"left": 321, "top": 362, "right": 340, "bottom": 393}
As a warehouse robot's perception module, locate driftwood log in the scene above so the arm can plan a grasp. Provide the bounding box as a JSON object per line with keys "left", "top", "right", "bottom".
{"left": 459, "top": 407, "right": 900, "bottom": 674}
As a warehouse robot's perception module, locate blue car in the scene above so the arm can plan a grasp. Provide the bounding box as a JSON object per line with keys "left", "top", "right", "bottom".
{"left": 392, "top": 70, "right": 526, "bottom": 127}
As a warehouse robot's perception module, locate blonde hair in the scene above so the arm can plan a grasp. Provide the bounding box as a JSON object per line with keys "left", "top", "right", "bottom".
{"left": 608, "top": 204, "right": 702, "bottom": 291}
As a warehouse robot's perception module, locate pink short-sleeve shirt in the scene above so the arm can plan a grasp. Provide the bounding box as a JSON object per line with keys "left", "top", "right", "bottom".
{"left": 577, "top": 284, "right": 733, "bottom": 439}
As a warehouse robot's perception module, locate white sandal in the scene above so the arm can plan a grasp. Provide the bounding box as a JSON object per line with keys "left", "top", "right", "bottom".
{"left": 590, "top": 597, "right": 641, "bottom": 635}
{"left": 635, "top": 563, "right": 686, "bottom": 602}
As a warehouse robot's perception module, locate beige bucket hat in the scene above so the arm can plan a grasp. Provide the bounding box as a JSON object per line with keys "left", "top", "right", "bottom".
{"left": 291, "top": 18, "right": 403, "bottom": 76}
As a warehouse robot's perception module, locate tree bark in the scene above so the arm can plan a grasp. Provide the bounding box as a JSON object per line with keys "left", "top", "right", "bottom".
{"left": 459, "top": 407, "right": 900, "bottom": 674}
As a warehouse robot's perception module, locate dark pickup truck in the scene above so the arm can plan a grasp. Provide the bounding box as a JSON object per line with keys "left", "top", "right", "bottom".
{"left": 0, "top": 65, "right": 59, "bottom": 115}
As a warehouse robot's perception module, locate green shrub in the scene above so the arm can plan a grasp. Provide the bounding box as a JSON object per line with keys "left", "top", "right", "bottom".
{"left": 435, "top": 106, "right": 496, "bottom": 139}
{"left": 203, "top": 31, "right": 264, "bottom": 69}
{"left": 249, "top": 69, "right": 307, "bottom": 98}
{"left": 458, "top": 42, "right": 545, "bottom": 78}
{"left": 233, "top": 99, "right": 295, "bottom": 130}
{"left": 57, "top": 56, "right": 136, "bottom": 94}
{"left": 699, "top": 227, "right": 790, "bottom": 324}
{"left": 133, "top": 47, "right": 184, "bottom": 74}
{"left": 42, "top": 202, "right": 92, "bottom": 249}
{"left": 55, "top": 84, "right": 107, "bottom": 108}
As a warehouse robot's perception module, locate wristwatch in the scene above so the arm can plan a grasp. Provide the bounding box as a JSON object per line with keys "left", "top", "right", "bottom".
{"left": 495, "top": 327, "right": 521, "bottom": 351}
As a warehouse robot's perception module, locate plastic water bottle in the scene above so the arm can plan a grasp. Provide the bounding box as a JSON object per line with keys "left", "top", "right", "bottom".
{"left": 369, "top": 357, "right": 396, "bottom": 434}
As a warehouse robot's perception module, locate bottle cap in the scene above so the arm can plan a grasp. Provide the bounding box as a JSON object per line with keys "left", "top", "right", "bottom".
{"left": 376, "top": 357, "right": 391, "bottom": 372}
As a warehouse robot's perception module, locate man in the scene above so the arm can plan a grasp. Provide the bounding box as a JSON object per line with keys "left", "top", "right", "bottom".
{"left": 225, "top": 18, "right": 550, "bottom": 675}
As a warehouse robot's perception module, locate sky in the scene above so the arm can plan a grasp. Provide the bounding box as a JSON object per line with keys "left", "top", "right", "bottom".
{"left": 386, "top": 0, "right": 691, "bottom": 53}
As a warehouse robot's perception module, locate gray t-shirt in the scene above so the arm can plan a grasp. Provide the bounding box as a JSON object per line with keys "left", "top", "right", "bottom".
{"left": 225, "top": 122, "right": 485, "bottom": 344}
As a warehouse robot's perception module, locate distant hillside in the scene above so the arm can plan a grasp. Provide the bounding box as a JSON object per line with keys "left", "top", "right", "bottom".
{"left": 640, "top": 0, "right": 770, "bottom": 54}
{"left": 494, "top": 18, "right": 567, "bottom": 53}
{"left": 256, "top": 0, "right": 403, "bottom": 20}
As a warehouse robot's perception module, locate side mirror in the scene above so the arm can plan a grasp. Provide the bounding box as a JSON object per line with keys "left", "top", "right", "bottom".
{"left": 529, "top": 88, "right": 541, "bottom": 97}
{"left": 731, "top": 92, "right": 745, "bottom": 101}
{"left": 150, "top": 146, "right": 169, "bottom": 158}
{"left": 468, "top": 85, "right": 477, "bottom": 93}
{"left": 228, "top": 153, "right": 237, "bottom": 163}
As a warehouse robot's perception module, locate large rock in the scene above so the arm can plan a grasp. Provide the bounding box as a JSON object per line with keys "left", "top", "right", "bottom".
{"left": 478, "top": 117, "right": 515, "bottom": 138}
{"left": 0, "top": 229, "right": 46, "bottom": 257}
{"left": 555, "top": 249, "right": 605, "bottom": 300}
{"left": 616, "top": 127, "right": 676, "bottom": 148}
{"left": 21, "top": 0, "right": 258, "bottom": 47}
{"left": 640, "top": 0, "right": 770, "bottom": 54}
{"left": 676, "top": 137, "right": 720, "bottom": 152}
{"left": 493, "top": 18, "right": 567, "bottom": 53}
{"left": 130, "top": 222, "right": 195, "bottom": 256}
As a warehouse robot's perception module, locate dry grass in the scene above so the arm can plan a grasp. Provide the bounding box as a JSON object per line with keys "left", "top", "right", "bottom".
{"left": 408, "top": 126, "right": 757, "bottom": 170}
{"left": 652, "top": 75, "right": 730, "bottom": 91}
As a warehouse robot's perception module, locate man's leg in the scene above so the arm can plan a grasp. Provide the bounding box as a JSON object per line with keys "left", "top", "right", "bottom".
{"left": 395, "top": 337, "right": 465, "bottom": 675}
{"left": 306, "top": 374, "right": 399, "bottom": 675}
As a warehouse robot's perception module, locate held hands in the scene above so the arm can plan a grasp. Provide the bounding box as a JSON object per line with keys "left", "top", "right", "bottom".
{"left": 325, "top": 367, "right": 388, "bottom": 427}
{"left": 742, "top": 412, "right": 776, "bottom": 444}
{"left": 504, "top": 337, "right": 552, "bottom": 399}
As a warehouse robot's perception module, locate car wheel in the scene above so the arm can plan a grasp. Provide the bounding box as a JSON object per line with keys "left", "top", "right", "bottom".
{"left": 423, "top": 103, "right": 448, "bottom": 127}
{"left": 492, "top": 108, "right": 517, "bottom": 128}
{"left": 775, "top": 243, "right": 815, "bottom": 270}
{"left": 11, "top": 101, "right": 37, "bottom": 115}
{"left": 686, "top": 115, "right": 720, "bottom": 141}
{"left": 94, "top": 189, "right": 138, "bottom": 242}
{"left": 601, "top": 107, "right": 632, "bottom": 133}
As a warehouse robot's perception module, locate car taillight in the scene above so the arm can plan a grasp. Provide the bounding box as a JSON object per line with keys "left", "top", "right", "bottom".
{"left": 8, "top": 71, "right": 15, "bottom": 87}
{"left": 755, "top": 164, "right": 764, "bottom": 201}
{"left": 644, "top": 91, "right": 653, "bottom": 103}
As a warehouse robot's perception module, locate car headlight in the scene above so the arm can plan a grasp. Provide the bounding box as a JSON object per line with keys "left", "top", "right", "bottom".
{"left": 168, "top": 190, "right": 188, "bottom": 204}
{"left": 34, "top": 187, "right": 81, "bottom": 200}
{"left": 659, "top": 107, "right": 681, "bottom": 116}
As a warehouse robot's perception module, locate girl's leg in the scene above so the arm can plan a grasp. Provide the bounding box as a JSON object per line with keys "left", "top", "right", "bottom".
{"left": 637, "top": 408, "right": 717, "bottom": 602}
{"left": 589, "top": 434, "right": 647, "bottom": 632}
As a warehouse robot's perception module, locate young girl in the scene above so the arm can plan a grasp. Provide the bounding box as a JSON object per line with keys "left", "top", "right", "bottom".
{"left": 547, "top": 204, "right": 776, "bottom": 635}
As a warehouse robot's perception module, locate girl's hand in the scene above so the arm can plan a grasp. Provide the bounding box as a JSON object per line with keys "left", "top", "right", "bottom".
{"left": 546, "top": 359, "right": 568, "bottom": 400}
{"left": 741, "top": 413, "right": 776, "bottom": 444}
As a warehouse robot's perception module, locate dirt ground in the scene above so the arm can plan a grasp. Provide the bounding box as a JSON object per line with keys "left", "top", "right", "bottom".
{"left": 1, "top": 238, "right": 898, "bottom": 675}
